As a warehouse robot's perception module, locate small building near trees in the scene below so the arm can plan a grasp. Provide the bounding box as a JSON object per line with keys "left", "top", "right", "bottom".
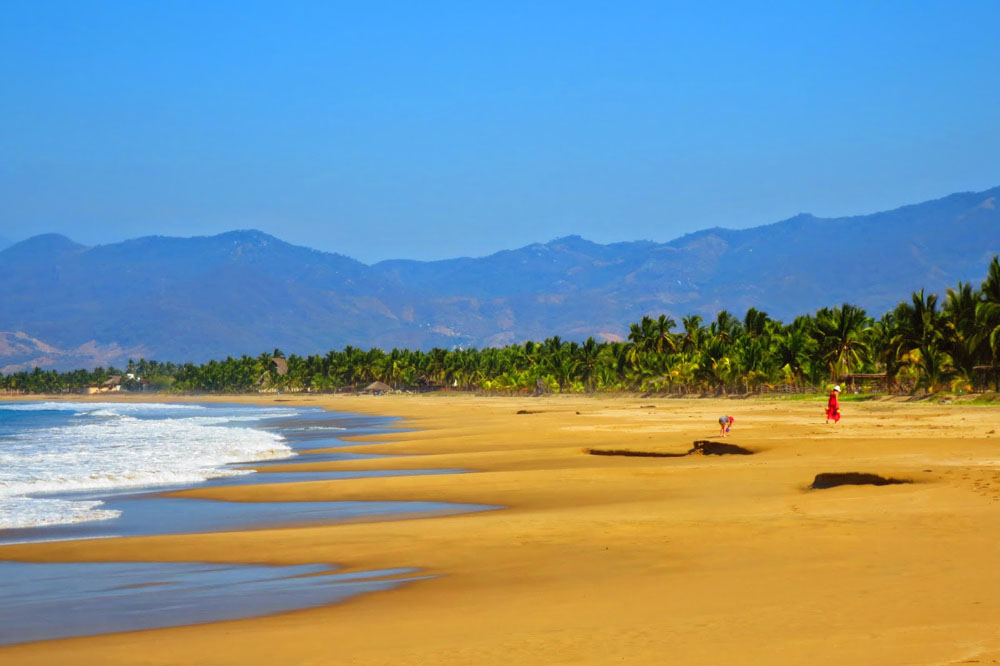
{"left": 101, "top": 375, "right": 122, "bottom": 392}
{"left": 363, "top": 381, "right": 393, "bottom": 395}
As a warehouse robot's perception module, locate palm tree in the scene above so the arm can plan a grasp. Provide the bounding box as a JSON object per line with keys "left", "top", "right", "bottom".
{"left": 742, "top": 308, "right": 770, "bottom": 339}
{"left": 697, "top": 336, "right": 734, "bottom": 395}
{"left": 943, "top": 281, "right": 981, "bottom": 387}
{"left": 772, "top": 325, "right": 815, "bottom": 386}
{"left": 627, "top": 316, "right": 656, "bottom": 352}
{"left": 814, "top": 304, "right": 871, "bottom": 381}
{"left": 577, "top": 337, "right": 602, "bottom": 391}
{"left": 652, "top": 315, "right": 677, "bottom": 353}
{"left": 733, "top": 336, "right": 772, "bottom": 392}
{"left": 975, "top": 256, "right": 1000, "bottom": 390}
{"left": 868, "top": 312, "right": 905, "bottom": 393}
{"left": 680, "top": 315, "right": 704, "bottom": 354}
{"left": 982, "top": 255, "right": 1000, "bottom": 303}
{"left": 896, "top": 289, "right": 944, "bottom": 351}
{"left": 913, "top": 342, "right": 953, "bottom": 393}
{"left": 709, "top": 310, "right": 742, "bottom": 344}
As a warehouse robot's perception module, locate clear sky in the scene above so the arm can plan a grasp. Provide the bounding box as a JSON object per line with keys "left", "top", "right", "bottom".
{"left": 2, "top": 1, "right": 999, "bottom": 263}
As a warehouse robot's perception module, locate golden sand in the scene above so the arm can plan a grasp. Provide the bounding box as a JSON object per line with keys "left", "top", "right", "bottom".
{"left": 2, "top": 393, "right": 1000, "bottom": 665}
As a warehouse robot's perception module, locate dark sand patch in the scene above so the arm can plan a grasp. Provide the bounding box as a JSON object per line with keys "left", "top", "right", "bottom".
{"left": 586, "top": 440, "right": 754, "bottom": 458}
{"left": 810, "top": 472, "right": 911, "bottom": 489}
{"left": 688, "top": 440, "right": 755, "bottom": 456}
{"left": 585, "top": 448, "right": 687, "bottom": 458}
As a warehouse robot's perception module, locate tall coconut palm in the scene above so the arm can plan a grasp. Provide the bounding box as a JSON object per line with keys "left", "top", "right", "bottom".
{"left": 627, "top": 316, "right": 657, "bottom": 359}
{"left": 981, "top": 255, "right": 1000, "bottom": 303}
{"left": 912, "top": 342, "right": 953, "bottom": 393}
{"left": 680, "top": 315, "right": 704, "bottom": 354}
{"left": 709, "top": 310, "right": 742, "bottom": 344}
{"left": 651, "top": 315, "right": 678, "bottom": 353}
{"left": 733, "top": 336, "right": 771, "bottom": 392}
{"left": 896, "top": 290, "right": 944, "bottom": 351}
{"left": 973, "top": 256, "right": 1000, "bottom": 390}
{"left": 742, "top": 307, "right": 770, "bottom": 339}
{"left": 697, "top": 336, "right": 734, "bottom": 395}
{"left": 772, "top": 326, "right": 815, "bottom": 386}
{"left": 814, "top": 304, "right": 871, "bottom": 381}
{"left": 577, "top": 337, "right": 602, "bottom": 391}
{"left": 868, "top": 311, "right": 906, "bottom": 392}
{"left": 943, "top": 281, "right": 981, "bottom": 385}
{"left": 974, "top": 302, "right": 1000, "bottom": 390}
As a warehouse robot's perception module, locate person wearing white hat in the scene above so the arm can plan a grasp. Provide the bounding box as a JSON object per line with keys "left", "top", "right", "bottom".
{"left": 826, "top": 385, "right": 841, "bottom": 424}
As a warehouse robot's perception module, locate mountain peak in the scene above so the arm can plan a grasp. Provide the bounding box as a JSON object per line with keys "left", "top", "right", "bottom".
{"left": 0, "top": 233, "right": 87, "bottom": 262}
{"left": 214, "top": 229, "right": 280, "bottom": 243}
{"left": 545, "top": 235, "right": 597, "bottom": 250}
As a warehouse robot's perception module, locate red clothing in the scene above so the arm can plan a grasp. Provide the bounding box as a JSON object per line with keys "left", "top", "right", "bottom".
{"left": 826, "top": 391, "right": 840, "bottom": 422}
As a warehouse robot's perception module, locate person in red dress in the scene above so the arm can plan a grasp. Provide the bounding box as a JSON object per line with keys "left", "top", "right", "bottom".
{"left": 825, "top": 385, "right": 841, "bottom": 424}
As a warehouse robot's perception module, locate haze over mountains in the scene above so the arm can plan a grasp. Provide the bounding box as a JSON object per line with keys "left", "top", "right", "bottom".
{"left": 2, "top": 186, "right": 998, "bottom": 372}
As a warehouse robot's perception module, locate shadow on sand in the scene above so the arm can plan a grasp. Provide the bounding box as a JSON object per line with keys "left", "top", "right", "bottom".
{"left": 585, "top": 440, "right": 755, "bottom": 458}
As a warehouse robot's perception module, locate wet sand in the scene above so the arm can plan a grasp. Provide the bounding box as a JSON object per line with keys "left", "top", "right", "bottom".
{"left": 2, "top": 393, "right": 1000, "bottom": 665}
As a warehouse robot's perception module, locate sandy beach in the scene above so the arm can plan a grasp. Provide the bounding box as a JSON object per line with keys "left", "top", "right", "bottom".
{"left": 2, "top": 393, "right": 1000, "bottom": 665}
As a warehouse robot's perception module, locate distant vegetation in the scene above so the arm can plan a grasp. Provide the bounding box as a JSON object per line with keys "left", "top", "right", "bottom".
{"left": 3, "top": 257, "right": 1000, "bottom": 396}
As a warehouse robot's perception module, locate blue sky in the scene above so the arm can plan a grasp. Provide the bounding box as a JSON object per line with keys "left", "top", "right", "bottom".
{"left": 2, "top": 1, "right": 998, "bottom": 263}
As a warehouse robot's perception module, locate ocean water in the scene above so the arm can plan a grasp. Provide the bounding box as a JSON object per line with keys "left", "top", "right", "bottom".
{"left": 0, "top": 401, "right": 298, "bottom": 530}
{"left": 0, "top": 561, "right": 426, "bottom": 645}
{"left": 0, "top": 401, "right": 496, "bottom": 645}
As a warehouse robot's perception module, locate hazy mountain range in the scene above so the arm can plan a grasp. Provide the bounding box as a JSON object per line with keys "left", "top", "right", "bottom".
{"left": 2, "top": 186, "right": 998, "bottom": 372}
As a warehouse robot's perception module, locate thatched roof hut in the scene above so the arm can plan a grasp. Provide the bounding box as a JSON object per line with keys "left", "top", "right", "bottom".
{"left": 272, "top": 357, "right": 288, "bottom": 376}
{"left": 364, "top": 381, "right": 393, "bottom": 394}
{"left": 841, "top": 372, "right": 889, "bottom": 392}
{"left": 102, "top": 375, "right": 122, "bottom": 388}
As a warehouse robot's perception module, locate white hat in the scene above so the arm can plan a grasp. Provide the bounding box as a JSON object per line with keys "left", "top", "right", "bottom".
{"left": 833, "top": 385, "right": 841, "bottom": 392}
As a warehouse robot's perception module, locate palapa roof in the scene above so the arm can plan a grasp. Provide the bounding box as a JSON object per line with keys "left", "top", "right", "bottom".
{"left": 102, "top": 375, "right": 122, "bottom": 387}
{"left": 272, "top": 357, "right": 288, "bottom": 375}
{"left": 364, "top": 381, "right": 392, "bottom": 392}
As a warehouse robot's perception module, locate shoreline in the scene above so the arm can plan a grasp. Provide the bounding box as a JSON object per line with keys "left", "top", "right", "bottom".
{"left": 0, "top": 403, "right": 482, "bottom": 546}
{"left": 2, "top": 393, "right": 1000, "bottom": 664}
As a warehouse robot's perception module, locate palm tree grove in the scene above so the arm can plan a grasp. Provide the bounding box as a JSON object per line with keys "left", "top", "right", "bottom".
{"left": 5, "top": 257, "right": 1000, "bottom": 396}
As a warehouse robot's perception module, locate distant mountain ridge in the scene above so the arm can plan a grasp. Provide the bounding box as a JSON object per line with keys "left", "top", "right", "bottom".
{"left": 2, "top": 186, "right": 998, "bottom": 370}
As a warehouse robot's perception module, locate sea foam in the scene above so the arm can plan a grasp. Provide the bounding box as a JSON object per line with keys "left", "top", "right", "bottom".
{"left": 0, "top": 402, "right": 295, "bottom": 529}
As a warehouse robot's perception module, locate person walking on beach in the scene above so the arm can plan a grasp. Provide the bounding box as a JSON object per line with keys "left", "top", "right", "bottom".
{"left": 718, "top": 415, "right": 734, "bottom": 437}
{"left": 826, "top": 385, "right": 841, "bottom": 424}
